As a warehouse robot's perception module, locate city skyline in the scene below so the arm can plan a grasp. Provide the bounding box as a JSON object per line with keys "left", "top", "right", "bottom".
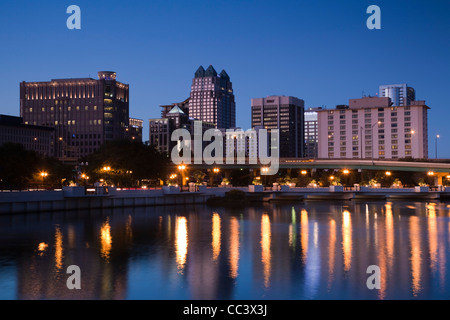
{"left": 0, "top": 1, "right": 449, "bottom": 156}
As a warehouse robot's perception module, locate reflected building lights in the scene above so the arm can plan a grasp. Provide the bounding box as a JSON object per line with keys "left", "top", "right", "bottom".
{"left": 300, "top": 209, "right": 309, "bottom": 263}
{"left": 229, "top": 217, "right": 240, "bottom": 279}
{"left": 38, "top": 242, "right": 48, "bottom": 256}
{"left": 212, "top": 213, "right": 221, "bottom": 261}
{"left": 385, "top": 203, "right": 394, "bottom": 263}
{"left": 261, "top": 214, "right": 271, "bottom": 288}
{"left": 175, "top": 216, "right": 188, "bottom": 272}
{"left": 427, "top": 204, "right": 438, "bottom": 272}
{"left": 54, "top": 226, "right": 63, "bottom": 270}
{"left": 409, "top": 216, "right": 422, "bottom": 296}
{"left": 342, "top": 210, "right": 352, "bottom": 272}
{"left": 289, "top": 207, "right": 297, "bottom": 249}
{"left": 100, "top": 219, "right": 112, "bottom": 261}
{"left": 328, "top": 219, "right": 336, "bottom": 288}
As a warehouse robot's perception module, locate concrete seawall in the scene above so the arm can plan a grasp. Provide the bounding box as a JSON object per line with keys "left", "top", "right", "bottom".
{"left": 1, "top": 186, "right": 449, "bottom": 215}
{"left": 0, "top": 188, "right": 215, "bottom": 215}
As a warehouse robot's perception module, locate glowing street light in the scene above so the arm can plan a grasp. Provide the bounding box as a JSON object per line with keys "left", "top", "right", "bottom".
{"left": 301, "top": 170, "right": 308, "bottom": 175}
{"left": 436, "top": 134, "right": 440, "bottom": 159}
{"left": 427, "top": 171, "right": 435, "bottom": 176}
{"left": 343, "top": 169, "right": 350, "bottom": 175}
{"left": 385, "top": 171, "right": 392, "bottom": 176}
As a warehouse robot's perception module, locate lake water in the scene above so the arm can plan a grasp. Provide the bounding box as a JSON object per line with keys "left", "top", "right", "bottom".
{"left": 0, "top": 200, "right": 449, "bottom": 300}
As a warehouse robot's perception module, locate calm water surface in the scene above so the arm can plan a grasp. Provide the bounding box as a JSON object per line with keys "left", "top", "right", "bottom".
{"left": 1, "top": 200, "right": 450, "bottom": 300}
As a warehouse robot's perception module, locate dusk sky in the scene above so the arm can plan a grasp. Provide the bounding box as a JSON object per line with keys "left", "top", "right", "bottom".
{"left": 1, "top": 0, "right": 449, "bottom": 156}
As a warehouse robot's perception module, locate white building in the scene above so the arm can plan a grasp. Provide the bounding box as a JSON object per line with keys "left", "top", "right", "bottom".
{"left": 318, "top": 97, "right": 429, "bottom": 159}
{"left": 379, "top": 84, "right": 415, "bottom": 106}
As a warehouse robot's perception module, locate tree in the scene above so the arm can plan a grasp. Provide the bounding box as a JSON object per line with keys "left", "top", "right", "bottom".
{"left": 0, "top": 143, "right": 40, "bottom": 188}
{"left": 84, "top": 140, "right": 170, "bottom": 186}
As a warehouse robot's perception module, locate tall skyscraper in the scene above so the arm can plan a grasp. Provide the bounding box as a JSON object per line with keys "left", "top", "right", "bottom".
{"left": 304, "top": 107, "right": 321, "bottom": 158}
{"left": 251, "top": 96, "right": 305, "bottom": 158}
{"left": 20, "top": 71, "right": 129, "bottom": 161}
{"left": 379, "top": 84, "right": 415, "bottom": 106}
{"left": 189, "top": 65, "right": 235, "bottom": 129}
{"left": 317, "top": 96, "right": 429, "bottom": 159}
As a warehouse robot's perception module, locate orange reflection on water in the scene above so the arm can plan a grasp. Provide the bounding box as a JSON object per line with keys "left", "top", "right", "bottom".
{"left": 54, "top": 226, "right": 63, "bottom": 270}
{"left": 300, "top": 209, "right": 309, "bottom": 262}
{"left": 342, "top": 210, "right": 352, "bottom": 271}
{"left": 212, "top": 213, "right": 221, "bottom": 261}
{"left": 328, "top": 219, "right": 336, "bottom": 287}
{"left": 229, "top": 217, "right": 239, "bottom": 279}
{"left": 38, "top": 242, "right": 48, "bottom": 252}
{"left": 427, "top": 204, "right": 438, "bottom": 272}
{"left": 409, "top": 216, "right": 422, "bottom": 296}
{"left": 385, "top": 203, "right": 394, "bottom": 263}
{"left": 261, "top": 214, "right": 271, "bottom": 288}
{"left": 100, "top": 219, "right": 112, "bottom": 261}
{"left": 175, "top": 216, "right": 188, "bottom": 272}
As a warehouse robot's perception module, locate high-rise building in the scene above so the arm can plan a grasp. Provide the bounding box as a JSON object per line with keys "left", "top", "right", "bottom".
{"left": 317, "top": 96, "right": 429, "bottom": 159}
{"left": 0, "top": 114, "right": 53, "bottom": 156}
{"left": 304, "top": 107, "right": 321, "bottom": 158}
{"left": 127, "top": 118, "right": 143, "bottom": 142}
{"left": 20, "top": 71, "right": 129, "bottom": 161}
{"left": 251, "top": 95, "right": 305, "bottom": 158}
{"left": 189, "top": 65, "right": 235, "bottom": 129}
{"left": 379, "top": 84, "right": 415, "bottom": 106}
{"left": 149, "top": 104, "right": 215, "bottom": 156}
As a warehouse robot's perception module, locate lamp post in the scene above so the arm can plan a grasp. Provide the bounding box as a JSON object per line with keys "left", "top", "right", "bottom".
{"left": 435, "top": 134, "right": 440, "bottom": 159}
{"left": 178, "top": 163, "right": 186, "bottom": 191}
{"left": 40, "top": 171, "right": 48, "bottom": 189}
{"left": 343, "top": 169, "right": 350, "bottom": 187}
{"left": 212, "top": 168, "right": 220, "bottom": 186}
{"left": 261, "top": 167, "right": 269, "bottom": 186}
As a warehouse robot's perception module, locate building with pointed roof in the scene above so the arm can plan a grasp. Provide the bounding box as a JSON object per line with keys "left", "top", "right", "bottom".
{"left": 189, "top": 65, "right": 235, "bottom": 129}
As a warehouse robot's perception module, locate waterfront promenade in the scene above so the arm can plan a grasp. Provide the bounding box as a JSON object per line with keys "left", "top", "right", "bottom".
{"left": 1, "top": 184, "right": 450, "bottom": 214}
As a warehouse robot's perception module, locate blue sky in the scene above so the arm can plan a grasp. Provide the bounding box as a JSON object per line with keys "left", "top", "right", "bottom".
{"left": 1, "top": 0, "right": 449, "bottom": 157}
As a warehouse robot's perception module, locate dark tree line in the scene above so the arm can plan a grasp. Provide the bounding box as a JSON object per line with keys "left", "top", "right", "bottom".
{"left": 0, "top": 140, "right": 170, "bottom": 189}
{"left": 82, "top": 140, "right": 170, "bottom": 187}
{"left": 0, "top": 143, "right": 72, "bottom": 189}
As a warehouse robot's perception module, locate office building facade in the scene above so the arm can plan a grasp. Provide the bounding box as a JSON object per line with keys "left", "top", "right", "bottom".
{"left": 189, "top": 65, "right": 235, "bottom": 129}
{"left": 127, "top": 118, "right": 143, "bottom": 142}
{"left": 0, "top": 114, "right": 53, "bottom": 156}
{"left": 251, "top": 95, "right": 305, "bottom": 158}
{"left": 20, "top": 71, "right": 129, "bottom": 161}
{"left": 304, "top": 107, "right": 321, "bottom": 158}
{"left": 317, "top": 97, "right": 429, "bottom": 159}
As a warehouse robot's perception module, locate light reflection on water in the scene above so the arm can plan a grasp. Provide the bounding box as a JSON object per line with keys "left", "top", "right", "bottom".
{"left": 0, "top": 200, "right": 450, "bottom": 300}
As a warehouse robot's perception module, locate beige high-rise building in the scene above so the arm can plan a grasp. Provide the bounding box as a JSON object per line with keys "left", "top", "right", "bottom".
{"left": 317, "top": 97, "right": 429, "bottom": 159}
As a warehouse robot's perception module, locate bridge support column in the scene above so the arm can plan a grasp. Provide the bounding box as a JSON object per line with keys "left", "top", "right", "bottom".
{"left": 434, "top": 173, "right": 449, "bottom": 186}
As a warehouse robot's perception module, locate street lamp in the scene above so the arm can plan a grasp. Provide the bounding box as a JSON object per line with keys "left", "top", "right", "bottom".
{"left": 178, "top": 163, "right": 187, "bottom": 190}
{"left": 435, "top": 134, "right": 440, "bottom": 159}
{"left": 40, "top": 171, "right": 48, "bottom": 189}
{"left": 385, "top": 171, "right": 392, "bottom": 176}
